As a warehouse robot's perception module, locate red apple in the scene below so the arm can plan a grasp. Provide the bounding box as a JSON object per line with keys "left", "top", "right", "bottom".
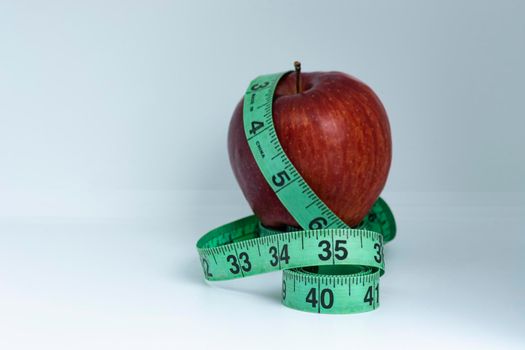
{"left": 227, "top": 66, "right": 392, "bottom": 229}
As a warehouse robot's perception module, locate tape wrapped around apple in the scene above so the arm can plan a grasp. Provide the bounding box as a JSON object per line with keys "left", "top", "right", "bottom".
{"left": 228, "top": 62, "right": 392, "bottom": 229}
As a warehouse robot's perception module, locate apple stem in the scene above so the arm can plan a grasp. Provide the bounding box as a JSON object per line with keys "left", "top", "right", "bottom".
{"left": 294, "top": 61, "right": 302, "bottom": 94}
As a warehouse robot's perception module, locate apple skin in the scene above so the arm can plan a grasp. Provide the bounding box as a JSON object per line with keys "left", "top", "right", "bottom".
{"left": 227, "top": 71, "right": 392, "bottom": 229}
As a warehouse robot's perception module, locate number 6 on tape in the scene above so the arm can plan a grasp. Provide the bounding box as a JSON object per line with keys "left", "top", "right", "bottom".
{"left": 196, "top": 70, "right": 396, "bottom": 314}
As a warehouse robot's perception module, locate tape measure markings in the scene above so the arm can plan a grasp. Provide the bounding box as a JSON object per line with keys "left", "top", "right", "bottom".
{"left": 242, "top": 72, "right": 348, "bottom": 231}
{"left": 196, "top": 70, "right": 396, "bottom": 314}
{"left": 198, "top": 218, "right": 384, "bottom": 280}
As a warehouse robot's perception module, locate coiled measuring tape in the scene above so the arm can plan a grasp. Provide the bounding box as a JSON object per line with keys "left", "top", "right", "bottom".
{"left": 196, "top": 71, "right": 396, "bottom": 314}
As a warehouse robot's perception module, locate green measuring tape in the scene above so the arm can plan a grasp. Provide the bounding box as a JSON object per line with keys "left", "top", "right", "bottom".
{"left": 196, "top": 71, "right": 396, "bottom": 314}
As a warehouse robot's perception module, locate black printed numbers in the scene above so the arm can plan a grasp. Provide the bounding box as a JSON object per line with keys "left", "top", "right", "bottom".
{"left": 321, "top": 289, "right": 334, "bottom": 309}
{"left": 226, "top": 255, "right": 239, "bottom": 274}
{"left": 269, "top": 246, "right": 278, "bottom": 266}
{"left": 318, "top": 240, "right": 348, "bottom": 261}
{"left": 308, "top": 217, "right": 327, "bottom": 230}
{"left": 364, "top": 285, "right": 379, "bottom": 306}
{"left": 306, "top": 288, "right": 317, "bottom": 307}
{"left": 238, "top": 252, "right": 251, "bottom": 272}
{"left": 271, "top": 170, "right": 290, "bottom": 187}
{"left": 306, "top": 288, "right": 334, "bottom": 310}
{"left": 374, "top": 242, "right": 383, "bottom": 263}
{"left": 269, "top": 244, "right": 290, "bottom": 266}
{"left": 364, "top": 286, "right": 373, "bottom": 305}
{"left": 318, "top": 240, "right": 331, "bottom": 261}
{"left": 335, "top": 240, "right": 348, "bottom": 260}
{"left": 201, "top": 258, "right": 213, "bottom": 278}
{"left": 226, "top": 252, "right": 251, "bottom": 275}
{"left": 249, "top": 121, "right": 264, "bottom": 135}
{"left": 251, "top": 81, "right": 269, "bottom": 91}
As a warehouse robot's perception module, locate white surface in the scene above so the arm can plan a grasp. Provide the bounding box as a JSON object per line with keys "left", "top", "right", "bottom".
{"left": 1, "top": 190, "right": 524, "bottom": 349}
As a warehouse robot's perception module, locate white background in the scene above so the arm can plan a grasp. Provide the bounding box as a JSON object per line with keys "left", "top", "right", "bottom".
{"left": 0, "top": 1, "right": 524, "bottom": 349}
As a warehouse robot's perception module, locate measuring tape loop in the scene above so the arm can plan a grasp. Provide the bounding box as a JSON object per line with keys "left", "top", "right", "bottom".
{"left": 196, "top": 71, "right": 396, "bottom": 314}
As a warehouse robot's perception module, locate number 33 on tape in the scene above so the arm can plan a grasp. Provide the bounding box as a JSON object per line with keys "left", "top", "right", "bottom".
{"left": 196, "top": 71, "right": 396, "bottom": 314}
